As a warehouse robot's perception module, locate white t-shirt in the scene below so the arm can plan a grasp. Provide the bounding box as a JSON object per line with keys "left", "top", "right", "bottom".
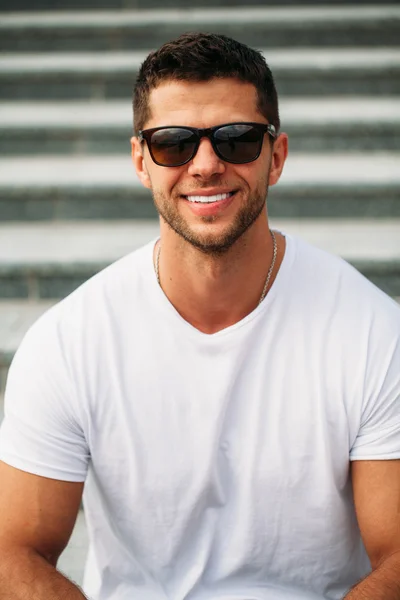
{"left": 1, "top": 234, "right": 400, "bottom": 600}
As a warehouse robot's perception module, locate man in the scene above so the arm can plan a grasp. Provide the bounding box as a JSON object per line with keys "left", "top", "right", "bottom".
{"left": 0, "top": 32, "right": 399, "bottom": 600}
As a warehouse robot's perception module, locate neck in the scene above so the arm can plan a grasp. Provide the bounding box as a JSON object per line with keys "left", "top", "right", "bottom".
{"left": 155, "top": 218, "right": 285, "bottom": 334}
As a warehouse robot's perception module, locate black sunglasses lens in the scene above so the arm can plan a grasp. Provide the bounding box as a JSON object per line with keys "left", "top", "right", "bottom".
{"left": 214, "top": 124, "right": 263, "bottom": 163}
{"left": 150, "top": 128, "right": 197, "bottom": 166}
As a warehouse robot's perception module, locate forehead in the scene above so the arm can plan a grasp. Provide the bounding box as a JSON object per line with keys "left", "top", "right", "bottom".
{"left": 144, "top": 78, "right": 263, "bottom": 129}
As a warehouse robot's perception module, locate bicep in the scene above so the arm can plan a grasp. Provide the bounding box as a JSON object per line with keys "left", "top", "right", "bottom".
{"left": 0, "top": 461, "right": 84, "bottom": 565}
{"left": 352, "top": 459, "right": 400, "bottom": 570}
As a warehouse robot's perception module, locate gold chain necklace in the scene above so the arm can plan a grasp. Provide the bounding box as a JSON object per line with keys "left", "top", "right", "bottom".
{"left": 155, "top": 230, "right": 277, "bottom": 306}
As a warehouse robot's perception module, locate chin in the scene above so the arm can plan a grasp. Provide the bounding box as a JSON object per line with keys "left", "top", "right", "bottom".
{"left": 177, "top": 224, "right": 250, "bottom": 256}
{"left": 157, "top": 188, "right": 266, "bottom": 254}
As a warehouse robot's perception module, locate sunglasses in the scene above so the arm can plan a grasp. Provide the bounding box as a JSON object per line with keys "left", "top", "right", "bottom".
{"left": 138, "top": 122, "right": 277, "bottom": 167}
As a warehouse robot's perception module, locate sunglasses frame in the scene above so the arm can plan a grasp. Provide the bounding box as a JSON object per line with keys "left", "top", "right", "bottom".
{"left": 138, "top": 122, "right": 277, "bottom": 167}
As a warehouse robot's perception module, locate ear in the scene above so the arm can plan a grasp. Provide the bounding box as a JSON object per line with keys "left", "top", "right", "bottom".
{"left": 131, "top": 136, "right": 152, "bottom": 190}
{"left": 268, "top": 132, "right": 288, "bottom": 187}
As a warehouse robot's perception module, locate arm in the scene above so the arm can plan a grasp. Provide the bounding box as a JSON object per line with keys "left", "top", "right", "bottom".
{"left": 344, "top": 460, "right": 400, "bottom": 599}
{"left": 0, "top": 461, "right": 87, "bottom": 599}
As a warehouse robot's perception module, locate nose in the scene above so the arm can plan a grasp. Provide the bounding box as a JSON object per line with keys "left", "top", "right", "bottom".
{"left": 187, "top": 137, "right": 226, "bottom": 178}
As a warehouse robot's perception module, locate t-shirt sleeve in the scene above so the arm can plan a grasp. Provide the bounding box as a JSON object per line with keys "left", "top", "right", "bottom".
{"left": 0, "top": 307, "right": 90, "bottom": 481}
{"left": 350, "top": 319, "right": 400, "bottom": 461}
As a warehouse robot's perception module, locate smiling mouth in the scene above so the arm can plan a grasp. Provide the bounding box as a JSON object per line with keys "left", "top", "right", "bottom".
{"left": 184, "top": 191, "right": 236, "bottom": 204}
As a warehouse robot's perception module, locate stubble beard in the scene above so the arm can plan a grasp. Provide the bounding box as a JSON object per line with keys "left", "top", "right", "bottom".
{"left": 152, "top": 181, "right": 269, "bottom": 256}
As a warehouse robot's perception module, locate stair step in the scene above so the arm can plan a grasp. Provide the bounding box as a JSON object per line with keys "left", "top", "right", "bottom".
{"left": 1, "top": 48, "right": 399, "bottom": 100}
{"left": 3, "top": 97, "right": 399, "bottom": 128}
{"left": 0, "top": 0, "right": 398, "bottom": 10}
{"left": 1, "top": 6, "right": 399, "bottom": 52}
{"left": 0, "top": 219, "right": 399, "bottom": 300}
{"left": 0, "top": 153, "right": 399, "bottom": 221}
{"left": 1, "top": 153, "right": 398, "bottom": 187}
{"left": 2, "top": 98, "right": 400, "bottom": 155}
{"left": 0, "top": 220, "right": 159, "bottom": 299}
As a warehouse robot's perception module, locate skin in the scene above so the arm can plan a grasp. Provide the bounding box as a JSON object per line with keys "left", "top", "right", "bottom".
{"left": 345, "top": 460, "right": 400, "bottom": 598}
{"left": 0, "top": 461, "right": 86, "bottom": 597}
{"left": 0, "top": 77, "right": 398, "bottom": 599}
{"left": 131, "top": 78, "right": 288, "bottom": 335}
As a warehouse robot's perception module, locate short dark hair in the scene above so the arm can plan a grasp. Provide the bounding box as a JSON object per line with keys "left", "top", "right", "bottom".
{"left": 133, "top": 32, "right": 280, "bottom": 134}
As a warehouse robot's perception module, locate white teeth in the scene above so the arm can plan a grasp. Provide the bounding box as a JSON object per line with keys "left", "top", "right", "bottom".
{"left": 186, "top": 192, "right": 231, "bottom": 203}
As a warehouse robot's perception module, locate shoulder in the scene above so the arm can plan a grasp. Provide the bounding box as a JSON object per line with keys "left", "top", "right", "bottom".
{"left": 286, "top": 233, "right": 400, "bottom": 326}
{"left": 280, "top": 233, "right": 400, "bottom": 379}
{"left": 14, "top": 239, "right": 157, "bottom": 366}
{"left": 75, "top": 238, "right": 156, "bottom": 302}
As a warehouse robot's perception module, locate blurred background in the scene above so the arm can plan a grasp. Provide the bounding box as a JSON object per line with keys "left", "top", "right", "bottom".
{"left": 0, "top": 0, "right": 399, "bottom": 586}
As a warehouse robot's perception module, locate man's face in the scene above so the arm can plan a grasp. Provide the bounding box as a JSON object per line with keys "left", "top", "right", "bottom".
{"left": 132, "top": 78, "right": 286, "bottom": 255}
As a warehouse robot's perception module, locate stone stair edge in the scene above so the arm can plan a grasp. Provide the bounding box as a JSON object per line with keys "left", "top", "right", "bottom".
{"left": 2, "top": 257, "right": 399, "bottom": 274}
{"left": 1, "top": 154, "right": 399, "bottom": 187}
{"left": 1, "top": 98, "right": 400, "bottom": 127}
{"left": 0, "top": 220, "right": 399, "bottom": 303}
{"left": 1, "top": 0, "right": 399, "bottom": 11}
{"left": 1, "top": 48, "right": 400, "bottom": 74}
{"left": 1, "top": 218, "right": 400, "bottom": 264}
{"left": 1, "top": 0, "right": 399, "bottom": 9}
{"left": 2, "top": 9, "right": 398, "bottom": 54}
{"left": 2, "top": 5, "right": 400, "bottom": 27}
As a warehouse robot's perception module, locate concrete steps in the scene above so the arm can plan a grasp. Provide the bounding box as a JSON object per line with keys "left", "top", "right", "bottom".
{"left": 1, "top": 153, "right": 399, "bottom": 222}
{"left": 2, "top": 98, "right": 400, "bottom": 156}
{"left": 0, "top": 220, "right": 159, "bottom": 299}
{"left": 1, "top": 4, "right": 399, "bottom": 399}
{"left": 1, "top": 219, "right": 399, "bottom": 301}
{"left": 2, "top": 48, "right": 400, "bottom": 100}
{"left": 0, "top": 0, "right": 398, "bottom": 586}
{"left": 1, "top": 0, "right": 398, "bottom": 10}
{"left": 2, "top": 7, "right": 399, "bottom": 52}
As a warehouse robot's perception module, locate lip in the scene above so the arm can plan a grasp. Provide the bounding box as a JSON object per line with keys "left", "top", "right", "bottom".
{"left": 183, "top": 190, "right": 237, "bottom": 217}
{"left": 182, "top": 188, "right": 234, "bottom": 197}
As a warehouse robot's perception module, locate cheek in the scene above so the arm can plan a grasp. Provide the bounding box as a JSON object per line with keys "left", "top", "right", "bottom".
{"left": 149, "top": 167, "right": 185, "bottom": 196}
{"left": 233, "top": 165, "right": 263, "bottom": 191}
{"left": 254, "top": 156, "right": 272, "bottom": 186}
